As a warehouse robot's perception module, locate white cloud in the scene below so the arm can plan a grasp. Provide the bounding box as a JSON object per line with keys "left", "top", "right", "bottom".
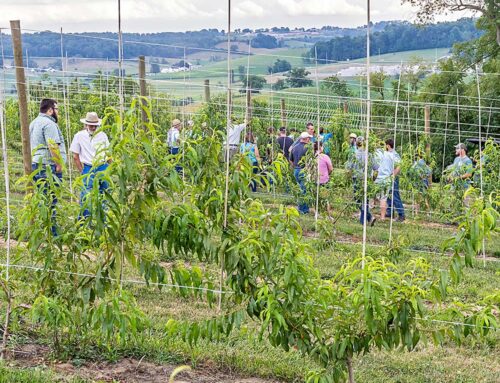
{"left": 0, "top": 0, "right": 466, "bottom": 33}
{"left": 277, "top": 0, "right": 364, "bottom": 17}
{"left": 234, "top": 1, "right": 265, "bottom": 18}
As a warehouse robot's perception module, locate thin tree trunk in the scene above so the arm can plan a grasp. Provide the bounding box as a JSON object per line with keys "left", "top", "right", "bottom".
{"left": 347, "top": 356, "right": 355, "bottom": 383}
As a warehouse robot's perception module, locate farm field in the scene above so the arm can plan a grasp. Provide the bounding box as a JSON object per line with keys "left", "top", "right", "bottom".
{"left": 0, "top": 10, "right": 499, "bottom": 381}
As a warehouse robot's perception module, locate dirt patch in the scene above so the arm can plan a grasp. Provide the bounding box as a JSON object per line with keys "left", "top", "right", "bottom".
{"left": 8, "top": 344, "right": 278, "bottom": 383}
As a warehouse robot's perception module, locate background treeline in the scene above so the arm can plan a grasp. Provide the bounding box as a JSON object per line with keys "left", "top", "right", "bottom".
{"left": 0, "top": 29, "right": 225, "bottom": 60}
{"left": 307, "top": 18, "right": 482, "bottom": 63}
{"left": 0, "top": 18, "right": 482, "bottom": 61}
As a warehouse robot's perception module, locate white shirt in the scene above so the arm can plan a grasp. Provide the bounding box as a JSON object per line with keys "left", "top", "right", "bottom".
{"left": 70, "top": 129, "right": 110, "bottom": 166}
{"left": 167, "top": 127, "right": 180, "bottom": 148}
{"left": 227, "top": 123, "right": 246, "bottom": 146}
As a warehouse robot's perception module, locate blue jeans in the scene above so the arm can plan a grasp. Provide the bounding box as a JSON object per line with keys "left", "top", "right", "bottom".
{"left": 32, "top": 163, "right": 62, "bottom": 236}
{"left": 294, "top": 168, "right": 309, "bottom": 214}
{"left": 80, "top": 163, "right": 109, "bottom": 219}
{"left": 250, "top": 162, "right": 258, "bottom": 192}
{"left": 169, "top": 147, "right": 182, "bottom": 174}
{"left": 353, "top": 179, "right": 372, "bottom": 224}
{"left": 386, "top": 176, "right": 405, "bottom": 218}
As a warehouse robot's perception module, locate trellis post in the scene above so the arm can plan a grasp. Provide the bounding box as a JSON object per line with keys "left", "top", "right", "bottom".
{"left": 138, "top": 55, "right": 148, "bottom": 127}
{"left": 10, "top": 20, "right": 31, "bottom": 177}
{"left": 204, "top": 79, "right": 210, "bottom": 103}
{"left": 280, "top": 98, "right": 286, "bottom": 127}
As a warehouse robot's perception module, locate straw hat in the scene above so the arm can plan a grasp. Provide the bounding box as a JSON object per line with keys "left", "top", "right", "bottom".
{"left": 80, "top": 112, "right": 101, "bottom": 126}
{"left": 172, "top": 118, "right": 181, "bottom": 128}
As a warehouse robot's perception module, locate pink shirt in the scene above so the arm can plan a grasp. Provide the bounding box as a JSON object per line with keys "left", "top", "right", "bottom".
{"left": 318, "top": 153, "right": 333, "bottom": 184}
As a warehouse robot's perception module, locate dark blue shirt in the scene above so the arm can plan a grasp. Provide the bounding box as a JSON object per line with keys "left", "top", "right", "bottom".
{"left": 277, "top": 136, "right": 293, "bottom": 160}
{"left": 290, "top": 142, "right": 309, "bottom": 169}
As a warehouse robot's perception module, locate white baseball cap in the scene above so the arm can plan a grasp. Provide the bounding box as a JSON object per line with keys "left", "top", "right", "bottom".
{"left": 300, "top": 132, "right": 313, "bottom": 139}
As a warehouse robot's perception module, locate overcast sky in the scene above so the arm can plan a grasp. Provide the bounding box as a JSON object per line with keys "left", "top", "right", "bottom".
{"left": 1, "top": 0, "right": 470, "bottom": 33}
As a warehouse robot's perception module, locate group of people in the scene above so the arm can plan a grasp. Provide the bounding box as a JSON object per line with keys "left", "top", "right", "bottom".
{"left": 29, "top": 98, "right": 110, "bottom": 234}
{"left": 29, "top": 99, "right": 479, "bottom": 235}
{"left": 236, "top": 119, "right": 476, "bottom": 225}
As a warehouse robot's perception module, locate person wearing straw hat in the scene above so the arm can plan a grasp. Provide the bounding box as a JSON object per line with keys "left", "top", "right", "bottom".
{"left": 70, "top": 112, "right": 110, "bottom": 218}
{"left": 348, "top": 133, "right": 357, "bottom": 155}
{"left": 29, "top": 98, "right": 67, "bottom": 235}
{"left": 167, "top": 118, "right": 183, "bottom": 172}
{"left": 167, "top": 118, "right": 182, "bottom": 154}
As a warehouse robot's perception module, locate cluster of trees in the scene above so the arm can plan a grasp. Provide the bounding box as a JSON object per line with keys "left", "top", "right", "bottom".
{"left": 273, "top": 67, "right": 313, "bottom": 90}
{"left": 1, "top": 30, "right": 225, "bottom": 59}
{"left": 306, "top": 18, "right": 482, "bottom": 63}
{"left": 267, "top": 58, "right": 291, "bottom": 74}
{"left": 250, "top": 33, "right": 280, "bottom": 49}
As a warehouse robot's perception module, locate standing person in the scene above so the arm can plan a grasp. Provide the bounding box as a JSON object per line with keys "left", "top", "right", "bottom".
{"left": 446, "top": 143, "right": 473, "bottom": 188}
{"left": 277, "top": 127, "right": 293, "bottom": 161}
{"left": 289, "top": 122, "right": 315, "bottom": 153}
{"left": 348, "top": 133, "right": 357, "bottom": 155}
{"left": 315, "top": 142, "right": 333, "bottom": 185}
{"left": 315, "top": 141, "right": 333, "bottom": 215}
{"left": 346, "top": 137, "right": 376, "bottom": 226}
{"left": 167, "top": 119, "right": 182, "bottom": 173}
{"left": 240, "top": 132, "right": 261, "bottom": 192}
{"left": 375, "top": 138, "right": 405, "bottom": 222}
{"left": 29, "top": 98, "right": 67, "bottom": 236}
{"left": 319, "top": 127, "right": 333, "bottom": 155}
{"left": 306, "top": 122, "right": 316, "bottom": 141}
{"left": 167, "top": 119, "right": 182, "bottom": 155}
{"left": 226, "top": 117, "right": 247, "bottom": 160}
{"left": 290, "top": 132, "right": 313, "bottom": 214}
{"left": 70, "top": 112, "right": 110, "bottom": 219}
{"left": 446, "top": 142, "right": 473, "bottom": 206}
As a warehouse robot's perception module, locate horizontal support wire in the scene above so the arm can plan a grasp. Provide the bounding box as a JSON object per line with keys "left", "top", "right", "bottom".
{"left": 0, "top": 262, "right": 231, "bottom": 295}
{"left": 0, "top": 263, "right": 497, "bottom": 331}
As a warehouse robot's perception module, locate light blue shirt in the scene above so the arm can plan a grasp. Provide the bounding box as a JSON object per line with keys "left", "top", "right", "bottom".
{"left": 448, "top": 155, "right": 473, "bottom": 188}
{"left": 240, "top": 142, "right": 257, "bottom": 164}
{"left": 346, "top": 147, "right": 376, "bottom": 179}
{"left": 375, "top": 149, "right": 401, "bottom": 182}
{"left": 29, "top": 113, "right": 67, "bottom": 165}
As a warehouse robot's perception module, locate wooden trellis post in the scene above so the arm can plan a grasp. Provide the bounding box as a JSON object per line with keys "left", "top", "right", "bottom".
{"left": 138, "top": 56, "right": 148, "bottom": 127}
{"left": 280, "top": 98, "right": 286, "bottom": 127}
{"left": 204, "top": 79, "right": 210, "bottom": 103}
{"left": 10, "top": 20, "right": 31, "bottom": 177}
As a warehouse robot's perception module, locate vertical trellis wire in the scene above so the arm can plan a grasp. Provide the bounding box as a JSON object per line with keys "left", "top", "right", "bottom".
{"left": 117, "top": 0, "right": 125, "bottom": 289}
{"left": 442, "top": 102, "right": 449, "bottom": 174}
{"left": 0, "top": 28, "right": 11, "bottom": 283}
{"left": 361, "top": 0, "right": 371, "bottom": 264}
{"left": 220, "top": 0, "right": 232, "bottom": 311}
{"left": 60, "top": 28, "right": 74, "bottom": 196}
{"left": 388, "top": 63, "right": 402, "bottom": 244}
{"left": 475, "top": 65, "right": 485, "bottom": 267}
{"left": 456, "top": 89, "right": 461, "bottom": 143}
{"left": 314, "top": 47, "right": 321, "bottom": 224}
